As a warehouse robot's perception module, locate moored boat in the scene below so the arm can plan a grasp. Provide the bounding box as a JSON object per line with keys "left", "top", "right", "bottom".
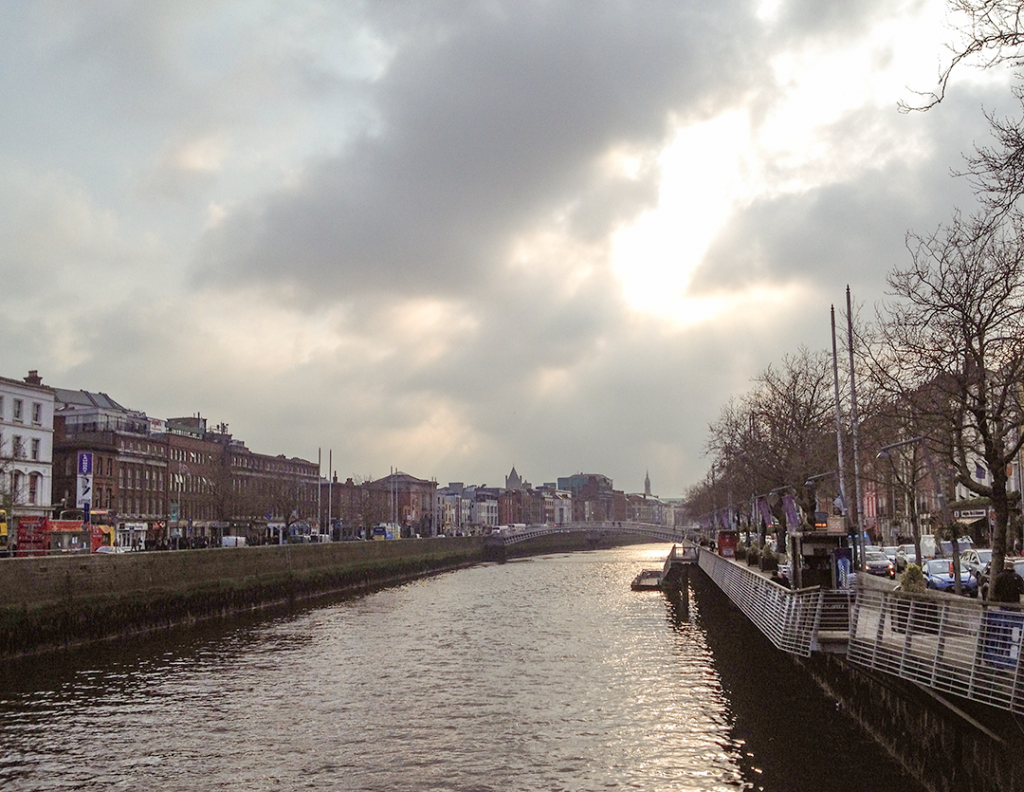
{"left": 630, "top": 569, "right": 663, "bottom": 591}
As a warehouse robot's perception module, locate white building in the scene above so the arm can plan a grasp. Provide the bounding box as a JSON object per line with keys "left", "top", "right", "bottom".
{"left": 0, "top": 371, "right": 55, "bottom": 522}
{"left": 470, "top": 496, "right": 499, "bottom": 530}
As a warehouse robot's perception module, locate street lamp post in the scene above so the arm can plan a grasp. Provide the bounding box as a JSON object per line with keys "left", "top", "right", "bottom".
{"left": 878, "top": 436, "right": 962, "bottom": 595}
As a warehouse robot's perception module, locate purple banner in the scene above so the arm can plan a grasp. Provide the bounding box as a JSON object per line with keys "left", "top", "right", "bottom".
{"left": 782, "top": 494, "right": 801, "bottom": 530}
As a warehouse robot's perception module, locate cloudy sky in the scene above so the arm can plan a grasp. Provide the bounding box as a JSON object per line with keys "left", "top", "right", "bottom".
{"left": 1, "top": 0, "right": 1013, "bottom": 495}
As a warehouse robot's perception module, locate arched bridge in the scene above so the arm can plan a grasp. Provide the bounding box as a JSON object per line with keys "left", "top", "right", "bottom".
{"left": 484, "top": 522, "right": 698, "bottom": 546}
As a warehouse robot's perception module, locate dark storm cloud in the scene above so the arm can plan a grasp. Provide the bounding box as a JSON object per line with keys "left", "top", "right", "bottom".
{"left": 196, "top": 1, "right": 764, "bottom": 300}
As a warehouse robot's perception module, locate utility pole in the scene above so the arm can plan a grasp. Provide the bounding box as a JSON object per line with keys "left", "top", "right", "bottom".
{"left": 847, "top": 286, "right": 866, "bottom": 569}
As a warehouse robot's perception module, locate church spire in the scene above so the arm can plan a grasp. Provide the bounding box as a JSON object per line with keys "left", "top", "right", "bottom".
{"left": 644, "top": 470, "right": 651, "bottom": 497}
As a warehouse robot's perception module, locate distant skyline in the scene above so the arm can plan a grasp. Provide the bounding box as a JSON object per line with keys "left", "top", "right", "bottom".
{"left": 1, "top": 1, "right": 1013, "bottom": 496}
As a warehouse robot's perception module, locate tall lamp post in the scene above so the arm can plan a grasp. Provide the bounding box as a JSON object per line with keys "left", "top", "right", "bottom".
{"left": 877, "top": 436, "right": 962, "bottom": 595}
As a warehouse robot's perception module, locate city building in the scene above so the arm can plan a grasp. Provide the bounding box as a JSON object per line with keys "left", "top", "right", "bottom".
{"left": 53, "top": 385, "right": 319, "bottom": 548}
{"left": 364, "top": 471, "right": 437, "bottom": 538}
{"left": 0, "top": 371, "right": 56, "bottom": 535}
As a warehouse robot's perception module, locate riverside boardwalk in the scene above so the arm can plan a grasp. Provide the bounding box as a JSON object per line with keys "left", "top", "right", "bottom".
{"left": 690, "top": 542, "right": 1024, "bottom": 792}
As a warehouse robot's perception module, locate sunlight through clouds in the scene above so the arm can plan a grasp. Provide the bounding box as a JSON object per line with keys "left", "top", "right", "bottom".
{"left": 2, "top": 0, "right": 1013, "bottom": 492}
{"left": 610, "top": 111, "right": 749, "bottom": 326}
{"left": 610, "top": 0, "right": 961, "bottom": 331}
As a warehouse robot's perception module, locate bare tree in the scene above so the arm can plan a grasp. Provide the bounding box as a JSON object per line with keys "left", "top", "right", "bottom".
{"left": 878, "top": 209, "right": 1024, "bottom": 582}
{"left": 701, "top": 347, "right": 840, "bottom": 533}
{"left": 902, "top": 0, "right": 1024, "bottom": 112}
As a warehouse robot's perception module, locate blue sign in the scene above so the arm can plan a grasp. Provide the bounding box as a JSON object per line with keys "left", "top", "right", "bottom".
{"left": 77, "top": 452, "right": 93, "bottom": 475}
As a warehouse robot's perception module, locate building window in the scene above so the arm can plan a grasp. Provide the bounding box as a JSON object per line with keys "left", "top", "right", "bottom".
{"left": 31, "top": 403, "right": 41, "bottom": 425}
{"left": 28, "top": 473, "right": 39, "bottom": 505}
{"left": 12, "top": 399, "right": 23, "bottom": 423}
{"left": 12, "top": 436, "right": 23, "bottom": 459}
{"left": 30, "top": 438, "right": 39, "bottom": 461}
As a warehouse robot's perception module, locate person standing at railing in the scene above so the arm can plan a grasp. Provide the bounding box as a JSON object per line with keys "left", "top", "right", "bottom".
{"left": 980, "top": 568, "right": 1024, "bottom": 670}
{"left": 991, "top": 569, "right": 1024, "bottom": 604}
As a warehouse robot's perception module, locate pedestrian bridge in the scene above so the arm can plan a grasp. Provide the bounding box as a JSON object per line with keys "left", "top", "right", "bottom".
{"left": 695, "top": 546, "right": 1024, "bottom": 719}
{"left": 484, "top": 521, "right": 697, "bottom": 546}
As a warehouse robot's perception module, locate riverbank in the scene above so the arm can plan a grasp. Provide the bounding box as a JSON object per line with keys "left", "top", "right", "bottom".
{"left": 0, "top": 531, "right": 654, "bottom": 658}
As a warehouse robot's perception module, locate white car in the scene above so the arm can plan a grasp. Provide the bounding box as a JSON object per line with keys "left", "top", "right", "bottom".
{"left": 960, "top": 547, "right": 993, "bottom": 577}
{"left": 895, "top": 545, "right": 918, "bottom": 571}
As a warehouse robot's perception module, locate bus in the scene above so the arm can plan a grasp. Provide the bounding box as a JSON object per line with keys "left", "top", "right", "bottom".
{"left": 371, "top": 523, "right": 397, "bottom": 540}
{"left": 61, "top": 508, "right": 116, "bottom": 550}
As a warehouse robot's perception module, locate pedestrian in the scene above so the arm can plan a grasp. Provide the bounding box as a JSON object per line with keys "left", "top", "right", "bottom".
{"left": 991, "top": 568, "right": 1024, "bottom": 603}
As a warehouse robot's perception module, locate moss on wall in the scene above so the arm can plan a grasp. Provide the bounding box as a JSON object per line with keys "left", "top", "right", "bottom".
{"left": 0, "top": 539, "right": 486, "bottom": 657}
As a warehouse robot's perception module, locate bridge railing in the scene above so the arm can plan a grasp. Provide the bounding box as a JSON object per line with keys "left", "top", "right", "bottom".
{"left": 847, "top": 583, "right": 1024, "bottom": 716}
{"left": 698, "top": 550, "right": 850, "bottom": 657}
{"left": 492, "top": 522, "right": 691, "bottom": 545}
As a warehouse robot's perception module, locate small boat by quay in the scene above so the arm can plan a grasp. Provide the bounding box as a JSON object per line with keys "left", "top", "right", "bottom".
{"left": 630, "top": 569, "right": 663, "bottom": 591}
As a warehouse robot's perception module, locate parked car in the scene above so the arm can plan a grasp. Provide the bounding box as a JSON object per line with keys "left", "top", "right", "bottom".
{"left": 922, "top": 558, "right": 977, "bottom": 595}
{"left": 895, "top": 545, "right": 918, "bottom": 572}
{"left": 976, "top": 557, "right": 1024, "bottom": 600}
{"left": 863, "top": 550, "right": 896, "bottom": 578}
{"left": 940, "top": 538, "right": 974, "bottom": 557}
{"left": 882, "top": 546, "right": 899, "bottom": 567}
{"left": 959, "top": 548, "right": 993, "bottom": 579}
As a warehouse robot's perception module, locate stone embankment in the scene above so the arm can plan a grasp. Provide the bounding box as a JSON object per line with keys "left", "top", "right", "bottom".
{"left": 0, "top": 531, "right": 639, "bottom": 658}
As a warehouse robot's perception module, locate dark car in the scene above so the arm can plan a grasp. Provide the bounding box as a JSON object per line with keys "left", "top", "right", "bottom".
{"left": 863, "top": 550, "right": 895, "bottom": 578}
{"left": 976, "top": 558, "right": 1024, "bottom": 600}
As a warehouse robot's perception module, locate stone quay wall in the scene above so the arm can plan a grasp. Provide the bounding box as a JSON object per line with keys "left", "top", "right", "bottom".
{"left": 0, "top": 530, "right": 650, "bottom": 659}
{"left": 0, "top": 538, "right": 488, "bottom": 658}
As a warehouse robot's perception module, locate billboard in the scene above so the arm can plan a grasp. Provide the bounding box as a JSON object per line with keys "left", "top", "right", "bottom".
{"left": 76, "top": 452, "right": 93, "bottom": 510}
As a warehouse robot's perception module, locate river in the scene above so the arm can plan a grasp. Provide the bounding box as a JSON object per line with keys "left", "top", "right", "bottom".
{"left": 0, "top": 543, "right": 922, "bottom": 791}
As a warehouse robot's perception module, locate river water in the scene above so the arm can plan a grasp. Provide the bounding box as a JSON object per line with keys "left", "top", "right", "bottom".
{"left": 0, "top": 544, "right": 922, "bottom": 791}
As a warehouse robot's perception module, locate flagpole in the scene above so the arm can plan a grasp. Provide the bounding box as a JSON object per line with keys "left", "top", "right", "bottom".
{"left": 831, "top": 305, "right": 852, "bottom": 564}
{"left": 847, "top": 286, "right": 865, "bottom": 565}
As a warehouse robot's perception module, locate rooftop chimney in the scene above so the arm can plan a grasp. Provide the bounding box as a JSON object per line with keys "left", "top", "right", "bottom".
{"left": 24, "top": 370, "right": 42, "bottom": 386}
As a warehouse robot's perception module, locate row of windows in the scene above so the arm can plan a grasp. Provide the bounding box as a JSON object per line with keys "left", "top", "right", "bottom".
{"left": 118, "top": 495, "right": 162, "bottom": 517}
{"left": 9, "top": 471, "right": 44, "bottom": 505}
{"left": 170, "top": 448, "right": 215, "bottom": 465}
{"left": 0, "top": 396, "right": 44, "bottom": 426}
{"left": 119, "top": 439, "right": 164, "bottom": 457}
{"left": 2, "top": 434, "right": 42, "bottom": 461}
{"left": 120, "top": 465, "right": 164, "bottom": 492}
{"left": 230, "top": 454, "right": 317, "bottom": 476}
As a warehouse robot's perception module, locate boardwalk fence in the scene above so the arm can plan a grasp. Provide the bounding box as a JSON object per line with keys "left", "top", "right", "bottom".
{"left": 847, "top": 582, "right": 1024, "bottom": 716}
{"left": 698, "top": 550, "right": 851, "bottom": 657}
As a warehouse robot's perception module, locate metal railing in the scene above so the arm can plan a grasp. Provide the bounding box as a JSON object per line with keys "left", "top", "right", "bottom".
{"left": 490, "top": 522, "right": 691, "bottom": 546}
{"left": 665, "top": 543, "right": 698, "bottom": 565}
{"left": 848, "top": 583, "right": 1024, "bottom": 716}
{"left": 698, "top": 551, "right": 851, "bottom": 657}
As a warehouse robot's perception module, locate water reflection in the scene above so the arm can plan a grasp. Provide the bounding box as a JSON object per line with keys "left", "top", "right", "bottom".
{"left": 685, "top": 570, "right": 923, "bottom": 792}
{"left": 0, "top": 545, "right": 923, "bottom": 791}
